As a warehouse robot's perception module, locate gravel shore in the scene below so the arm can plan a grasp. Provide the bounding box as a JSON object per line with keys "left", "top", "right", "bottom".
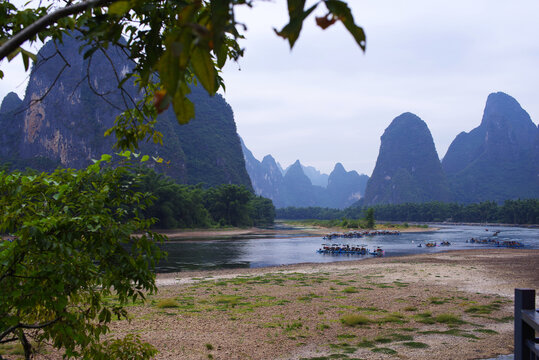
{"left": 21, "top": 249, "right": 537, "bottom": 360}
{"left": 111, "top": 249, "right": 538, "bottom": 360}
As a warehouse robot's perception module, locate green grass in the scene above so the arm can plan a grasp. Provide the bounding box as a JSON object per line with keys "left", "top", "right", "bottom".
{"left": 376, "top": 312, "right": 407, "bottom": 324}
{"left": 402, "top": 341, "right": 429, "bottom": 348}
{"left": 465, "top": 303, "right": 501, "bottom": 315}
{"left": 413, "top": 312, "right": 436, "bottom": 324}
{"left": 390, "top": 333, "right": 414, "bottom": 341}
{"left": 371, "top": 347, "right": 397, "bottom": 355}
{"left": 213, "top": 295, "right": 244, "bottom": 308}
{"left": 284, "top": 321, "right": 303, "bottom": 332}
{"left": 374, "top": 336, "right": 393, "bottom": 344}
{"left": 357, "top": 338, "right": 375, "bottom": 348}
{"left": 475, "top": 328, "right": 498, "bottom": 335}
{"left": 317, "top": 323, "right": 331, "bottom": 331}
{"left": 343, "top": 287, "right": 358, "bottom": 294}
{"left": 428, "top": 297, "right": 448, "bottom": 305}
{"left": 155, "top": 298, "right": 179, "bottom": 308}
{"left": 298, "top": 293, "right": 322, "bottom": 302}
{"left": 341, "top": 314, "right": 371, "bottom": 326}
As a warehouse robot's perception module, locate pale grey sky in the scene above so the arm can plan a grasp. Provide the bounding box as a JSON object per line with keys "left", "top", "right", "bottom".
{"left": 1, "top": 0, "right": 538, "bottom": 175}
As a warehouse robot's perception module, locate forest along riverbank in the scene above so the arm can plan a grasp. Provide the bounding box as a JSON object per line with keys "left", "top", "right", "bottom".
{"left": 104, "top": 249, "right": 538, "bottom": 360}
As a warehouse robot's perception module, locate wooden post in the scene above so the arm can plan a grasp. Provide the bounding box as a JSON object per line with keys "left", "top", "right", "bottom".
{"left": 514, "top": 288, "right": 535, "bottom": 360}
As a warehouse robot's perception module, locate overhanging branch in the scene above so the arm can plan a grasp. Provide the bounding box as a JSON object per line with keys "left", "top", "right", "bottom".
{"left": 0, "top": 0, "right": 115, "bottom": 62}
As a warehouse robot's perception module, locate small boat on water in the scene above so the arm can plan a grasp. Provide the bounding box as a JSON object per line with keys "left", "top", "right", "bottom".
{"left": 316, "top": 244, "right": 383, "bottom": 256}
{"left": 466, "top": 237, "right": 524, "bottom": 248}
{"left": 368, "top": 247, "right": 384, "bottom": 257}
{"left": 425, "top": 242, "right": 437, "bottom": 247}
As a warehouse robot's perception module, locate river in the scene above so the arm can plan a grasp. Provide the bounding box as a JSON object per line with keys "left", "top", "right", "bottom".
{"left": 155, "top": 224, "right": 539, "bottom": 273}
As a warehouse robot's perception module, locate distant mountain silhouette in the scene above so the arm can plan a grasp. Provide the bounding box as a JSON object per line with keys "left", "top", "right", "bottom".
{"left": 241, "top": 141, "right": 369, "bottom": 208}
{"left": 284, "top": 163, "right": 329, "bottom": 187}
{"left": 326, "top": 163, "right": 369, "bottom": 208}
{"left": 362, "top": 112, "right": 450, "bottom": 205}
{"left": 442, "top": 92, "right": 539, "bottom": 202}
{"left": 0, "top": 34, "right": 251, "bottom": 189}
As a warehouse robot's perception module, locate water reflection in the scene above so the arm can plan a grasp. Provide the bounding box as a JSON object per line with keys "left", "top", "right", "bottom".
{"left": 155, "top": 225, "right": 539, "bottom": 273}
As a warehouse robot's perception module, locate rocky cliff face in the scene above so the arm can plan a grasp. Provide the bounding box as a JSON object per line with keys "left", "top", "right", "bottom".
{"left": 442, "top": 92, "right": 539, "bottom": 202}
{"left": 0, "top": 34, "right": 251, "bottom": 189}
{"left": 362, "top": 112, "right": 450, "bottom": 205}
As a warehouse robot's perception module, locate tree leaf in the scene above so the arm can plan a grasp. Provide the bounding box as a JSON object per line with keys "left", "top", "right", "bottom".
{"left": 108, "top": 1, "right": 131, "bottom": 16}
{"left": 190, "top": 46, "right": 217, "bottom": 94}
{"left": 325, "top": 0, "right": 366, "bottom": 51}
{"left": 172, "top": 86, "right": 195, "bottom": 124}
{"left": 274, "top": 2, "right": 318, "bottom": 48}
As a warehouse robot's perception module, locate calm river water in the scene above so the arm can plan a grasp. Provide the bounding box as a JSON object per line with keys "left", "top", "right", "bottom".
{"left": 155, "top": 224, "right": 539, "bottom": 273}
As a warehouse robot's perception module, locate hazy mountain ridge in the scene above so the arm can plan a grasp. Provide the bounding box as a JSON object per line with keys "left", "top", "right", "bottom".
{"left": 241, "top": 142, "right": 369, "bottom": 209}
{"left": 361, "top": 92, "right": 538, "bottom": 205}
{"left": 442, "top": 92, "right": 539, "bottom": 203}
{"left": 0, "top": 35, "right": 251, "bottom": 189}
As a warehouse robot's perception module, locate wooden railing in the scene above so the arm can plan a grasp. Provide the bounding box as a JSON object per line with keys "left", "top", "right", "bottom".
{"left": 515, "top": 288, "right": 538, "bottom": 360}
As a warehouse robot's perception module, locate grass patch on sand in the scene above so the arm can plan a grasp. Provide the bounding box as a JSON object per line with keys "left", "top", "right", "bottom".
{"left": 371, "top": 347, "right": 397, "bottom": 355}
{"left": 390, "top": 333, "right": 414, "bottom": 341}
{"left": 357, "top": 338, "right": 375, "bottom": 348}
{"left": 434, "top": 313, "right": 466, "bottom": 325}
{"left": 465, "top": 303, "right": 501, "bottom": 315}
{"left": 155, "top": 298, "right": 180, "bottom": 309}
{"left": 376, "top": 312, "right": 407, "bottom": 324}
{"left": 374, "top": 336, "right": 393, "bottom": 344}
{"left": 402, "top": 341, "right": 429, "bottom": 348}
{"left": 475, "top": 328, "right": 499, "bottom": 335}
{"left": 341, "top": 314, "right": 371, "bottom": 326}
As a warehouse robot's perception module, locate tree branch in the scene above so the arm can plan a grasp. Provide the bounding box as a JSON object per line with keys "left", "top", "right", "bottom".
{"left": 0, "top": 0, "right": 115, "bottom": 61}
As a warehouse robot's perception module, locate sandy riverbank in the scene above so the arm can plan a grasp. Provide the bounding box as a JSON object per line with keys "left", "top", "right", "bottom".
{"left": 155, "top": 224, "right": 437, "bottom": 240}
{"left": 96, "top": 249, "right": 539, "bottom": 360}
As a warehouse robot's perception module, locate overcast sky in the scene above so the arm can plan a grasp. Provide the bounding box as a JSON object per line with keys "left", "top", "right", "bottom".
{"left": 1, "top": 0, "right": 538, "bottom": 176}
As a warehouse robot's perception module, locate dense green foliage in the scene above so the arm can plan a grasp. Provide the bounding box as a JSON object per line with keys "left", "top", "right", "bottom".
{"left": 133, "top": 168, "right": 275, "bottom": 229}
{"left": 276, "top": 199, "right": 539, "bottom": 225}
{"left": 0, "top": 156, "right": 164, "bottom": 359}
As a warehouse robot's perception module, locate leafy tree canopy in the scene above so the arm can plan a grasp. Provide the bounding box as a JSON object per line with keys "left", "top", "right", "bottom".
{"left": 0, "top": 155, "right": 165, "bottom": 359}
{"left": 0, "top": 0, "right": 365, "bottom": 150}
